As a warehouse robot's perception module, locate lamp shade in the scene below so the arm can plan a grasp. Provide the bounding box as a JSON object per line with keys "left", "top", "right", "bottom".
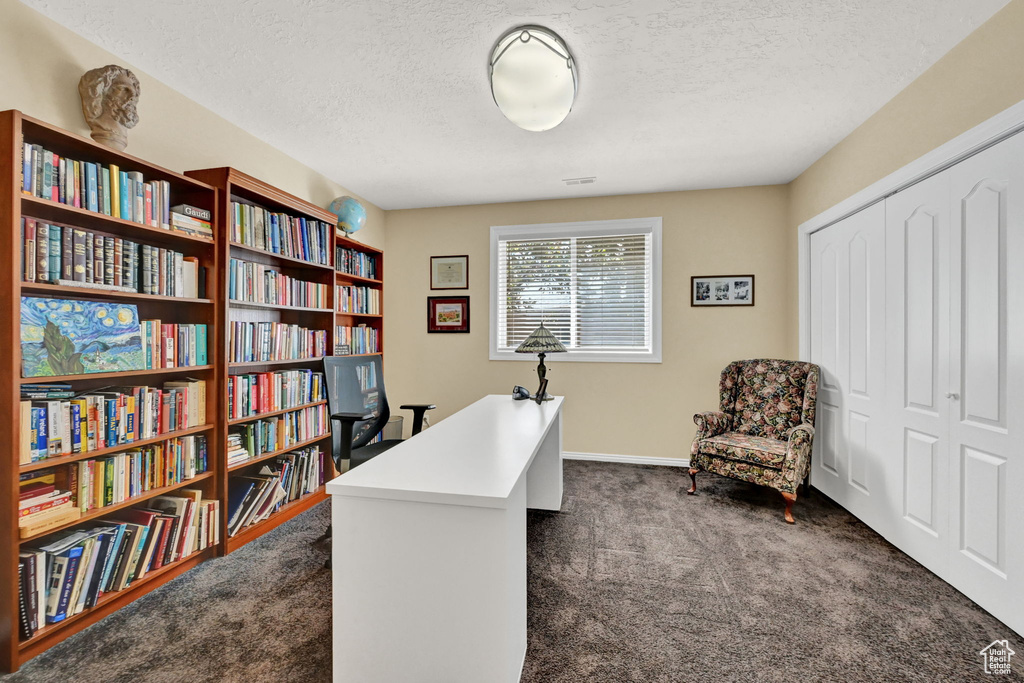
{"left": 514, "top": 323, "right": 567, "bottom": 354}
{"left": 490, "top": 26, "right": 577, "bottom": 132}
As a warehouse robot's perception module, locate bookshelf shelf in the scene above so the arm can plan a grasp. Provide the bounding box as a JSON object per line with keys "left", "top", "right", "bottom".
{"left": 17, "top": 546, "right": 215, "bottom": 660}
{"left": 19, "top": 365, "right": 215, "bottom": 385}
{"left": 19, "top": 471, "right": 215, "bottom": 543}
{"left": 227, "top": 400, "right": 328, "bottom": 426}
{"left": 228, "top": 357, "right": 325, "bottom": 369}
{"left": 22, "top": 282, "right": 213, "bottom": 305}
{"left": 18, "top": 424, "right": 215, "bottom": 474}
{"left": 226, "top": 485, "right": 327, "bottom": 553}
{"left": 2, "top": 110, "right": 223, "bottom": 671}
{"left": 334, "top": 271, "right": 382, "bottom": 286}
{"left": 229, "top": 241, "right": 334, "bottom": 272}
{"left": 229, "top": 300, "right": 332, "bottom": 313}
{"left": 226, "top": 432, "right": 331, "bottom": 473}
{"left": 336, "top": 312, "right": 383, "bottom": 319}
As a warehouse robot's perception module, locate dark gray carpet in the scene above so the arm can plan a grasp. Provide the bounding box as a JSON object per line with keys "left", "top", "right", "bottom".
{"left": 4, "top": 460, "right": 1021, "bottom": 682}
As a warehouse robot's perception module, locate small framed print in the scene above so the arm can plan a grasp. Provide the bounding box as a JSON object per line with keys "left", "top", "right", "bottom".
{"left": 691, "top": 274, "right": 755, "bottom": 307}
{"left": 427, "top": 296, "right": 470, "bottom": 333}
{"left": 430, "top": 255, "right": 469, "bottom": 290}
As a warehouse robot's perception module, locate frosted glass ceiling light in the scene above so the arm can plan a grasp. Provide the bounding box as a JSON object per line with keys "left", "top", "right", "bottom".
{"left": 490, "top": 26, "right": 577, "bottom": 132}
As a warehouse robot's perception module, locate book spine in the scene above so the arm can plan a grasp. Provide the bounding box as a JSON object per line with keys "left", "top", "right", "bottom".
{"left": 35, "top": 222, "right": 48, "bottom": 283}
{"left": 22, "top": 218, "right": 36, "bottom": 283}
{"left": 119, "top": 172, "right": 131, "bottom": 220}
{"left": 61, "top": 225, "right": 73, "bottom": 281}
{"left": 49, "top": 225, "right": 61, "bottom": 280}
{"left": 21, "top": 142, "right": 32, "bottom": 195}
{"left": 109, "top": 164, "right": 121, "bottom": 219}
{"left": 72, "top": 229, "right": 87, "bottom": 282}
{"left": 85, "top": 162, "right": 99, "bottom": 212}
{"left": 113, "top": 238, "right": 123, "bottom": 287}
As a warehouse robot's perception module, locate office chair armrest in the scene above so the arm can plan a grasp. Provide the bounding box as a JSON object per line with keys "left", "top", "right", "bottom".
{"left": 399, "top": 404, "right": 436, "bottom": 436}
{"left": 331, "top": 411, "right": 376, "bottom": 423}
{"left": 329, "top": 412, "right": 375, "bottom": 466}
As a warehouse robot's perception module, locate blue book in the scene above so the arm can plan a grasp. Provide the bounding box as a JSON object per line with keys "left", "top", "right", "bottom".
{"left": 269, "top": 214, "right": 279, "bottom": 253}
{"left": 48, "top": 224, "right": 61, "bottom": 278}
{"left": 227, "top": 481, "right": 255, "bottom": 530}
{"left": 106, "top": 399, "right": 117, "bottom": 445}
{"left": 133, "top": 174, "right": 144, "bottom": 224}
{"left": 70, "top": 402, "right": 82, "bottom": 453}
{"left": 119, "top": 172, "right": 131, "bottom": 220}
{"left": 196, "top": 325, "right": 207, "bottom": 365}
{"left": 35, "top": 408, "right": 47, "bottom": 460}
{"left": 228, "top": 260, "right": 236, "bottom": 299}
{"left": 298, "top": 217, "right": 309, "bottom": 260}
{"left": 99, "top": 523, "right": 127, "bottom": 593}
{"left": 100, "top": 167, "right": 111, "bottom": 215}
{"left": 85, "top": 163, "right": 99, "bottom": 212}
{"left": 29, "top": 407, "right": 40, "bottom": 461}
{"left": 22, "top": 142, "right": 32, "bottom": 194}
{"left": 41, "top": 150, "right": 53, "bottom": 200}
{"left": 52, "top": 545, "right": 84, "bottom": 623}
{"left": 84, "top": 530, "right": 115, "bottom": 608}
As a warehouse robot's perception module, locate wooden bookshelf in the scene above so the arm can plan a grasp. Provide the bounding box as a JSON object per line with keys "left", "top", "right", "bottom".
{"left": 335, "top": 233, "right": 384, "bottom": 356}
{"left": 184, "top": 167, "right": 337, "bottom": 553}
{"left": 1, "top": 110, "right": 223, "bottom": 671}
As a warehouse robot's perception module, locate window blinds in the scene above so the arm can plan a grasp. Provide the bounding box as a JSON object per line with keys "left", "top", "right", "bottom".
{"left": 496, "top": 233, "right": 652, "bottom": 352}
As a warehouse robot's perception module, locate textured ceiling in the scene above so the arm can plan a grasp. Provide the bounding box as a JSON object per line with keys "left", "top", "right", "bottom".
{"left": 22, "top": 0, "right": 1009, "bottom": 209}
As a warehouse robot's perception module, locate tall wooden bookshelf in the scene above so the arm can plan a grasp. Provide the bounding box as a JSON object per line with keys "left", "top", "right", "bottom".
{"left": 1, "top": 110, "right": 222, "bottom": 671}
{"left": 335, "top": 233, "right": 384, "bottom": 356}
{"left": 183, "top": 168, "right": 337, "bottom": 553}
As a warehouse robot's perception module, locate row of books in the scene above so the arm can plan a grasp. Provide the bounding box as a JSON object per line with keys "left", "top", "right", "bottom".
{"left": 336, "top": 247, "right": 377, "bottom": 279}
{"left": 169, "top": 207, "right": 213, "bottom": 241}
{"left": 228, "top": 321, "right": 328, "bottom": 364}
{"left": 17, "top": 490, "right": 220, "bottom": 639}
{"left": 141, "top": 321, "right": 209, "bottom": 368}
{"left": 18, "top": 379, "right": 207, "bottom": 464}
{"left": 227, "top": 258, "right": 328, "bottom": 309}
{"left": 227, "top": 446, "right": 324, "bottom": 537}
{"left": 336, "top": 285, "right": 381, "bottom": 315}
{"left": 225, "top": 404, "right": 329, "bottom": 466}
{"left": 20, "top": 218, "right": 205, "bottom": 297}
{"left": 335, "top": 324, "right": 380, "bottom": 355}
{"left": 21, "top": 142, "right": 173, "bottom": 229}
{"left": 231, "top": 201, "right": 331, "bottom": 266}
{"left": 227, "top": 369, "right": 326, "bottom": 421}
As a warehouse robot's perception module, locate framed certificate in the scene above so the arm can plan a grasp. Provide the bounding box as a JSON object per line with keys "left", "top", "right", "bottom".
{"left": 427, "top": 296, "right": 470, "bottom": 333}
{"left": 430, "top": 255, "right": 469, "bottom": 290}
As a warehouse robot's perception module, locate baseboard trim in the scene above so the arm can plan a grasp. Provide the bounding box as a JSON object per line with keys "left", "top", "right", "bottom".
{"left": 563, "top": 451, "right": 690, "bottom": 468}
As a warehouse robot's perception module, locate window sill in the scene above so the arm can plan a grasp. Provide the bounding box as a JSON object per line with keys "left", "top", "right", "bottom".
{"left": 489, "top": 349, "right": 662, "bottom": 364}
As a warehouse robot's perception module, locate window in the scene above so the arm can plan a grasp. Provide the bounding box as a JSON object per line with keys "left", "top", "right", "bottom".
{"left": 490, "top": 217, "right": 662, "bottom": 363}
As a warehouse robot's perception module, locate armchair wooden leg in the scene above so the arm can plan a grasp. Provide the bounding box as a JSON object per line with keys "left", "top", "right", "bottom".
{"left": 687, "top": 468, "right": 698, "bottom": 495}
{"left": 781, "top": 491, "right": 797, "bottom": 524}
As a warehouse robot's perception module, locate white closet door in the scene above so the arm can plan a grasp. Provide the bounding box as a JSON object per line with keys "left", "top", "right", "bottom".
{"left": 882, "top": 171, "right": 953, "bottom": 575}
{"left": 809, "top": 202, "right": 887, "bottom": 531}
{"left": 946, "top": 133, "right": 1024, "bottom": 634}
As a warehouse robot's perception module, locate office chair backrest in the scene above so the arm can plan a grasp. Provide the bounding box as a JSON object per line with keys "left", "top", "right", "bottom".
{"left": 324, "top": 354, "right": 391, "bottom": 454}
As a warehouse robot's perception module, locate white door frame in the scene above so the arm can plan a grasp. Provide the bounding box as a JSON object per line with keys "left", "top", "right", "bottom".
{"left": 798, "top": 98, "right": 1024, "bottom": 363}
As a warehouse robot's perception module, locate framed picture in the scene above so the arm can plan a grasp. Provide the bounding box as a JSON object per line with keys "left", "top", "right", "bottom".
{"left": 691, "top": 275, "right": 755, "bottom": 307}
{"left": 430, "top": 255, "right": 469, "bottom": 290}
{"left": 427, "top": 296, "right": 470, "bottom": 333}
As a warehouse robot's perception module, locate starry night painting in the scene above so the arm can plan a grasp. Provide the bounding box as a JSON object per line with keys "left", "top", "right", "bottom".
{"left": 21, "top": 297, "right": 145, "bottom": 377}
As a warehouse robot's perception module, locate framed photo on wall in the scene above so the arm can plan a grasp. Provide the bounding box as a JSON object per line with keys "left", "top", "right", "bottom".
{"left": 430, "top": 255, "right": 469, "bottom": 290}
{"left": 691, "top": 274, "right": 755, "bottom": 307}
{"left": 427, "top": 296, "right": 470, "bottom": 333}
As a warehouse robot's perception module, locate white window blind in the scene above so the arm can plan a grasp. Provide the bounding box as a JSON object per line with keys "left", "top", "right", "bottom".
{"left": 491, "top": 218, "right": 661, "bottom": 362}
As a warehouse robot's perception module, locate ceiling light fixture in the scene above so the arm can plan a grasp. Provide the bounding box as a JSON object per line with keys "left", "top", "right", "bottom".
{"left": 489, "top": 25, "right": 577, "bottom": 132}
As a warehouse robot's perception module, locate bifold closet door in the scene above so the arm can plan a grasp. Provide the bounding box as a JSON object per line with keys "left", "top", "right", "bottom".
{"left": 883, "top": 170, "right": 952, "bottom": 577}
{"left": 809, "top": 202, "right": 887, "bottom": 533}
{"left": 945, "top": 133, "right": 1024, "bottom": 635}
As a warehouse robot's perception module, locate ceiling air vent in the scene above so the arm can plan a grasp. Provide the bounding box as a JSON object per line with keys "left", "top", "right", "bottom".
{"left": 563, "top": 177, "right": 596, "bottom": 186}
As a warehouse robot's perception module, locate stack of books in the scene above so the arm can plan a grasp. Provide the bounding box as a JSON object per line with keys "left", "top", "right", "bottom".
{"left": 226, "top": 404, "right": 329, "bottom": 463}
{"left": 21, "top": 143, "right": 171, "bottom": 228}
{"left": 228, "top": 258, "right": 328, "bottom": 308}
{"left": 226, "top": 446, "right": 324, "bottom": 536}
{"left": 20, "top": 218, "right": 204, "bottom": 296}
{"left": 336, "top": 247, "right": 377, "bottom": 279}
{"left": 227, "top": 369, "right": 325, "bottom": 420}
{"left": 230, "top": 201, "right": 331, "bottom": 266}
{"left": 169, "top": 204, "right": 213, "bottom": 240}
{"left": 228, "top": 321, "right": 327, "bottom": 363}
{"left": 18, "top": 472, "right": 79, "bottom": 539}
{"left": 140, "top": 322, "right": 208, "bottom": 368}
{"left": 18, "top": 380, "right": 207, "bottom": 465}
{"left": 335, "top": 324, "right": 380, "bottom": 355}
{"left": 17, "top": 491, "right": 220, "bottom": 639}
{"left": 336, "top": 285, "right": 380, "bottom": 314}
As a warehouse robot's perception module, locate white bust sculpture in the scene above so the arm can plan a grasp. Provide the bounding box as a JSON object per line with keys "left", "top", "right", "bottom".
{"left": 78, "top": 65, "right": 140, "bottom": 151}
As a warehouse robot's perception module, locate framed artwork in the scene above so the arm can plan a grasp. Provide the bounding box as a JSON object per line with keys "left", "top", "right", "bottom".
{"left": 691, "top": 275, "right": 755, "bottom": 307}
{"left": 427, "top": 296, "right": 470, "bottom": 333}
{"left": 21, "top": 297, "right": 145, "bottom": 377}
{"left": 430, "top": 255, "right": 469, "bottom": 290}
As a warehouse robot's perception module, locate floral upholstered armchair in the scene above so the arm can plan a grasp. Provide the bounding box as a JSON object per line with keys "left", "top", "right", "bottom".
{"left": 688, "top": 359, "right": 820, "bottom": 523}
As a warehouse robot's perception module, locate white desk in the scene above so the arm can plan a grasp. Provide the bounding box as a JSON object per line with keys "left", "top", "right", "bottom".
{"left": 326, "top": 394, "right": 564, "bottom": 683}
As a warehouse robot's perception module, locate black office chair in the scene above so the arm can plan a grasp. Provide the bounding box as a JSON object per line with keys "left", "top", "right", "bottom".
{"left": 318, "top": 355, "right": 434, "bottom": 560}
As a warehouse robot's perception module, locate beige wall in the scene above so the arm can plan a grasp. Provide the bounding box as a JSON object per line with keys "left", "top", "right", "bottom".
{"left": 385, "top": 187, "right": 792, "bottom": 458}
{"left": 0, "top": 0, "right": 385, "bottom": 247}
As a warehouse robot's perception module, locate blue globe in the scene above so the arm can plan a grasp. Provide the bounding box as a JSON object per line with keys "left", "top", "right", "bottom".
{"left": 329, "top": 196, "right": 367, "bottom": 235}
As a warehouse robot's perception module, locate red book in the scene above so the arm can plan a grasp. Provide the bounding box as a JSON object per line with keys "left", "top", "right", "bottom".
{"left": 159, "top": 392, "right": 170, "bottom": 433}
{"left": 19, "top": 483, "right": 54, "bottom": 500}
{"left": 176, "top": 393, "right": 184, "bottom": 430}
{"left": 19, "top": 493, "right": 72, "bottom": 517}
{"left": 73, "top": 161, "right": 81, "bottom": 208}
{"left": 144, "top": 184, "right": 153, "bottom": 227}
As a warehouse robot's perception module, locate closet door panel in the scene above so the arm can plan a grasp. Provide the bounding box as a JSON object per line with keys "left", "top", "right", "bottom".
{"left": 883, "top": 171, "right": 951, "bottom": 575}
{"left": 947, "top": 132, "right": 1024, "bottom": 636}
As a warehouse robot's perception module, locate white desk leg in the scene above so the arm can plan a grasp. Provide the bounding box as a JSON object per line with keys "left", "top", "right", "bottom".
{"left": 331, "top": 480, "right": 528, "bottom": 683}
{"left": 526, "top": 412, "right": 563, "bottom": 511}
